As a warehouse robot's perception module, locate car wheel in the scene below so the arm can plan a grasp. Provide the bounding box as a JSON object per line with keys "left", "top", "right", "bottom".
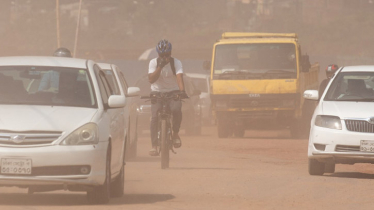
{"left": 110, "top": 161, "right": 125, "bottom": 197}
{"left": 324, "top": 163, "right": 335, "bottom": 173}
{"left": 308, "top": 159, "right": 325, "bottom": 176}
{"left": 87, "top": 148, "right": 111, "bottom": 204}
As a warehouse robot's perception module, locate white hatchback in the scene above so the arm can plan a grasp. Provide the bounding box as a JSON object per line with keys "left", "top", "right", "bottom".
{"left": 305, "top": 65, "right": 374, "bottom": 175}
{"left": 0, "top": 56, "right": 134, "bottom": 204}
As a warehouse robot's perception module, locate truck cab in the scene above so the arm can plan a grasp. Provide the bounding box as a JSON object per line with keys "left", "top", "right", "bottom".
{"left": 205, "top": 33, "right": 319, "bottom": 138}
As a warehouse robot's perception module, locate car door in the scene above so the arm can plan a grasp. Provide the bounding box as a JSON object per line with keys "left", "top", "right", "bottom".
{"left": 95, "top": 65, "right": 124, "bottom": 173}
{"left": 116, "top": 70, "right": 136, "bottom": 149}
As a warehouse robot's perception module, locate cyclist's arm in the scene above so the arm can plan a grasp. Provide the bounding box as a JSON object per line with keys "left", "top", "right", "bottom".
{"left": 148, "top": 66, "right": 162, "bottom": 84}
{"left": 176, "top": 73, "right": 185, "bottom": 91}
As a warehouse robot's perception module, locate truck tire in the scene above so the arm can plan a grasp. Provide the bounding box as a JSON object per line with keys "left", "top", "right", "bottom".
{"left": 233, "top": 126, "right": 245, "bottom": 138}
{"left": 217, "top": 117, "right": 230, "bottom": 138}
{"left": 308, "top": 159, "right": 325, "bottom": 176}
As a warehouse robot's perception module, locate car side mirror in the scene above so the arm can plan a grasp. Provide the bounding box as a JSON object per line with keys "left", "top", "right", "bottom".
{"left": 108, "top": 95, "right": 126, "bottom": 108}
{"left": 203, "top": 61, "right": 211, "bottom": 71}
{"left": 303, "top": 90, "right": 318, "bottom": 101}
{"left": 127, "top": 87, "right": 140, "bottom": 97}
{"left": 301, "top": 55, "right": 311, "bottom": 72}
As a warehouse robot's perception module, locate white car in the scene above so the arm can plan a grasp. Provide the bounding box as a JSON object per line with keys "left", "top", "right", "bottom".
{"left": 97, "top": 63, "right": 140, "bottom": 159}
{"left": 185, "top": 73, "right": 211, "bottom": 124}
{"left": 304, "top": 65, "right": 374, "bottom": 175}
{"left": 0, "top": 56, "right": 137, "bottom": 204}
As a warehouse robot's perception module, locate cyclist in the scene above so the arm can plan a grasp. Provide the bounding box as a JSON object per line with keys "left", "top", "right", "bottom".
{"left": 148, "top": 39, "right": 187, "bottom": 156}
{"left": 53, "top": 47, "right": 72, "bottom": 57}
{"left": 319, "top": 64, "right": 339, "bottom": 100}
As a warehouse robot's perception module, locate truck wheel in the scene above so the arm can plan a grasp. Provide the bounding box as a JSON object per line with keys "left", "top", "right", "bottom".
{"left": 308, "top": 159, "right": 325, "bottom": 176}
{"left": 233, "top": 126, "right": 245, "bottom": 138}
{"left": 217, "top": 118, "right": 230, "bottom": 138}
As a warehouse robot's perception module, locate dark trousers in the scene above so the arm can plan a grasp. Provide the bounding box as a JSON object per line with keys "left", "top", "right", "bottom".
{"left": 150, "top": 97, "right": 182, "bottom": 147}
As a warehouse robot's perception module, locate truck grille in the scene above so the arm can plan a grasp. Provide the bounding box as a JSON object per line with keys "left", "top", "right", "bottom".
{"left": 0, "top": 131, "right": 62, "bottom": 147}
{"left": 345, "top": 120, "right": 374, "bottom": 133}
{"left": 335, "top": 145, "right": 360, "bottom": 152}
{"left": 229, "top": 98, "right": 281, "bottom": 108}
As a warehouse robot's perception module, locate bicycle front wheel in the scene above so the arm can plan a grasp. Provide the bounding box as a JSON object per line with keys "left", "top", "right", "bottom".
{"left": 160, "top": 119, "right": 169, "bottom": 169}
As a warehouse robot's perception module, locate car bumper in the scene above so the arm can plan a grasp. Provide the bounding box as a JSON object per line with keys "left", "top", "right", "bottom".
{"left": 0, "top": 141, "right": 108, "bottom": 187}
{"left": 308, "top": 125, "right": 374, "bottom": 162}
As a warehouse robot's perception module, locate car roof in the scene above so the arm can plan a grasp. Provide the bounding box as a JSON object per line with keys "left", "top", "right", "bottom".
{"left": 341, "top": 66, "right": 374, "bottom": 72}
{"left": 97, "top": 63, "right": 112, "bottom": 70}
{"left": 185, "top": 73, "right": 209, "bottom": 79}
{"left": 0, "top": 56, "right": 88, "bottom": 69}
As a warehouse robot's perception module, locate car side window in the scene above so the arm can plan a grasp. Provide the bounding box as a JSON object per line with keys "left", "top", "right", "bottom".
{"left": 118, "top": 71, "right": 129, "bottom": 95}
{"left": 94, "top": 65, "right": 112, "bottom": 105}
{"left": 103, "top": 70, "right": 120, "bottom": 95}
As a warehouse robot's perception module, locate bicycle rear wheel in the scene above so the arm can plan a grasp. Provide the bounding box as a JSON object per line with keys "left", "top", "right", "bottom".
{"left": 160, "top": 119, "right": 169, "bottom": 169}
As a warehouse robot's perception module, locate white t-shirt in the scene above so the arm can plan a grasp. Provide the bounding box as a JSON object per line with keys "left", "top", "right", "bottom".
{"left": 148, "top": 57, "right": 183, "bottom": 92}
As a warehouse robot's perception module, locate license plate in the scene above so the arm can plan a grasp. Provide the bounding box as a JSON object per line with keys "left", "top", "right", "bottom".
{"left": 1, "top": 158, "right": 32, "bottom": 175}
{"left": 360, "top": 140, "right": 374, "bottom": 152}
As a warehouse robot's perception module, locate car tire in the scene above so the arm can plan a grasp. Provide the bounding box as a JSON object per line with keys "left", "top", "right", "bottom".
{"left": 324, "top": 163, "right": 335, "bottom": 173}
{"left": 87, "top": 148, "right": 111, "bottom": 204}
{"left": 110, "top": 162, "right": 125, "bottom": 197}
{"left": 308, "top": 159, "right": 325, "bottom": 176}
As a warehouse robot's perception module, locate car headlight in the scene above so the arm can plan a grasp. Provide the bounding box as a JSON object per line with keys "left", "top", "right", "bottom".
{"left": 215, "top": 101, "right": 227, "bottom": 108}
{"left": 315, "top": 115, "right": 342, "bottom": 130}
{"left": 61, "top": 123, "right": 99, "bottom": 145}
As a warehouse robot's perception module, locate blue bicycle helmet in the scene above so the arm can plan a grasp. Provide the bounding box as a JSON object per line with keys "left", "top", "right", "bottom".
{"left": 156, "top": 39, "right": 172, "bottom": 54}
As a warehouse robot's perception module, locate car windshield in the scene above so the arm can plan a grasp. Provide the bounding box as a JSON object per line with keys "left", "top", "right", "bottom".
{"left": 213, "top": 43, "right": 297, "bottom": 80}
{"left": 0, "top": 66, "right": 97, "bottom": 107}
{"left": 324, "top": 72, "right": 374, "bottom": 101}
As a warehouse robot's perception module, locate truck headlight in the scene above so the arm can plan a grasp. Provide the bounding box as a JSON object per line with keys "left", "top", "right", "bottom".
{"left": 215, "top": 101, "right": 227, "bottom": 108}
{"left": 61, "top": 123, "right": 99, "bottom": 145}
{"left": 315, "top": 115, "right": 342, "bottom": 130}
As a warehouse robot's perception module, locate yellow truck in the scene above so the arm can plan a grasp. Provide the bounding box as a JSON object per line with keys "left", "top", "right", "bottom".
{"left": 204, "top": 32, "right": 319, "bottom": 138}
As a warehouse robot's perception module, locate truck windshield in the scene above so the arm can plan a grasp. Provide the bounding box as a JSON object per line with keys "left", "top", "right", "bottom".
{"left": 324, "top": 72, "right": 374, "bottom": 102}
{"left": 213, "top": 43, "right": 297, "bottom": 80}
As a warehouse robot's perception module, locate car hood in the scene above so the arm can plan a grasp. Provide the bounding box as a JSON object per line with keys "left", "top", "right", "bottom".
{"left": 322, "top": 101, "right": 374, "bottom": 119}
{"left": 0, "top": 105, "right": 97, "bottom": 132}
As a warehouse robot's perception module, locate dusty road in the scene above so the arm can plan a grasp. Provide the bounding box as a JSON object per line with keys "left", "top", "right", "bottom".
{"left": 1, "top": 126, "right": 374, "bottom": 210}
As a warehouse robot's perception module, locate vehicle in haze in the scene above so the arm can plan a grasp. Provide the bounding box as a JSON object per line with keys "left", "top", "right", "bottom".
{"left": 305, "top": 65, "right": 374, "bottom": 175}
{"left": 204, "top": 32, "right": 319, "bottom": 138}
{"left": 185, "top": 73, "right": 212, "bottom": 125}
{"left": 134, "top": 74, "right": 202, "bottom": 135}
{"left": 97, "top": 63, "right": 140, "bottom": 159}
{"left": 0, "top": 56, "right": 138, "bottom": 204}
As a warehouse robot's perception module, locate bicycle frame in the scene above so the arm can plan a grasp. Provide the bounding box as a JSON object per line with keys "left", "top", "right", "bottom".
{"left": 141, "top": 92, "right": 180, "bottom": 169}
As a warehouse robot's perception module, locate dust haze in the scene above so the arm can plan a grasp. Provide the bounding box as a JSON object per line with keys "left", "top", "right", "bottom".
{"left": 1, "top": 0, "right": 374, "bottom": 209}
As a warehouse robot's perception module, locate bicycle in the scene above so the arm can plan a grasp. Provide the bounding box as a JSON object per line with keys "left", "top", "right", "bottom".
{"left": 141, "top": 92, "right": 187, "bottom": 169}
